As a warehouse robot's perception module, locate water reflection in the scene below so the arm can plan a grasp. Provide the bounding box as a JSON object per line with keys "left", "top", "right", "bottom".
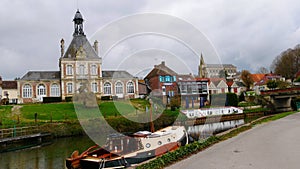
{"left": 0, "top": 136, "right": 94, "bottom": 169}
{"left": 188, "top": 119, "right": 245, "bottom": 140}
{"left": 0, "top": 120, "right": 244, "bottom": 169}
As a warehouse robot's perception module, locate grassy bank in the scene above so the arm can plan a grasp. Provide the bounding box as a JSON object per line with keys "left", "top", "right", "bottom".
{"left": 137, "top": 111, "right": 296, "bottom": 169}
{"left": 0, "top": 99, "right": 181, "bottom": 137}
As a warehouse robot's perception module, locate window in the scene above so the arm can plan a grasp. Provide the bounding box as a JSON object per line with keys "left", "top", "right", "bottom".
{"left": 23, "top": 84, "right": 32, "bottom": 98}
{"left": 79, "top": 65, "right": 85, "bottom": 75}
{"left": 115, "top": 82, "right": 123, "bottom": 94}
{"left": 181, "top": 84, "right": 187, "bottom": 94}
{"left": 104, "top": 82, "right": 111, "bottom": 95}
{"left": 67, "top": 83, "right": 73, "bottom": 94}
{"left": 37, "top": 84, "right": 46, "bottom": 96}
{"left": 50, "top": 84, "right": 60, "bottom": 96}
{"left": 165, "top": 76, "right": 171, "bottom": 82}
{"left": 127, "top": 82, "right": 134, "bottom": 94}
{"left": 192, "top": 83, "right": 198, "bottom": 93}
{"left": 66, "top": 65, "right": 73, "bottom": 75}
{"left": 90, "top": 65, "right": 97, "bottom": 75}
{"left": 91, "top": 82, "right": 98, "bottom": 93}
{"left": 159, "top": 76, "right": 165, "bottom": 82}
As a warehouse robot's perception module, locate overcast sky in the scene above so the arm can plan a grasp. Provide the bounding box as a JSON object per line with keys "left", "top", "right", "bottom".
{"left": 1, "top": 0, "right": 300, "bottom": 80}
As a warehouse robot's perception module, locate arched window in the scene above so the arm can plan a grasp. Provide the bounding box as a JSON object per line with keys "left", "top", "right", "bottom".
{"left": 50, "top": 84, "right": 60, "bottom": 96}
{"left": 104, "top": 82, "right": 111, "bottom": 95}
{"left": 91, "top": 82, "right": 98, "bottom": 93}
{"left": 23, "top": 84, "right": 32, "bottom": 98}
{"left": 67, "top": 83, "right": 73, "bottom": 94}
{"left": 115, "top": 82, "right": 123, "bottom": 94}
{"left": 37, "top": 84, "right": 46, "bottom": 96}
{"left": 66, "top": 65, "right": 73, "bottom": 75}
{"left": 127, "top": 81, "right": 134, "bottom": 94}
{"left": 90, "top": 65, "right": 97, "bottom": 75}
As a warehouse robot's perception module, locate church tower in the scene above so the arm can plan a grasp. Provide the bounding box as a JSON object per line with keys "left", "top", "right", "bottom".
{"left": 198, "top": 53, "right": 206, "bottom": 78}
{"left": 59, "top": 10, "right": 102, "bottom": 100}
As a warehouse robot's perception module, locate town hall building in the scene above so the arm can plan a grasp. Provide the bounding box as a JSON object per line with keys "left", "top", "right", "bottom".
{"left": 17, "top": 10, "right": 139, "bottom": 103}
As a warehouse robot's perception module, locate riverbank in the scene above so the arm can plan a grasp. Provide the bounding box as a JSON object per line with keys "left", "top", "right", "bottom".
{"left": 137, "top": 111, "right": 296, "bottom": 169}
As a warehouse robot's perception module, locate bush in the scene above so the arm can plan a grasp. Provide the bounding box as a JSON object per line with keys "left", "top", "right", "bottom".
{"left": 101, "top": 96, "right": 111, "bottom": 100}
{"left": 65, "top": 97, "right": 73, "bottom": 102}
{"left": 43, "top": 97, "right": 62, "bottom": 103}
{"left": 226, "top": 93, "right": 238, "bottom": 106}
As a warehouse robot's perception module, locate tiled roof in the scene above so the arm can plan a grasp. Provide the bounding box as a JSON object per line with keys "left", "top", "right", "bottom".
{"left": 102, "top": 70, "right": 134, "bottom": 78}
{"left": 20, "top": 71, "right": 60, "bottom": 80}
{"left": 250, "top": 74, "right": 265, "bottom": 83}
{"left": 209, "top": 78, "right": 227, "bottom": 87}
{"left": 145, "top": 61, "right": 177, "bottom": 79}
{"left": 2, "top": 81, "right": 17, "bottom": 89}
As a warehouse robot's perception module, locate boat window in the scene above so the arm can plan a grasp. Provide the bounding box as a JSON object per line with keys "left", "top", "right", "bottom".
{"left": 158, "top": 141, "right": 162, "bottom": 145}
{"left": 167, "top": 138, "right": 171, "bottom": 142}
{"left": 146, "top": 143, "right": 151, "bottom": 148}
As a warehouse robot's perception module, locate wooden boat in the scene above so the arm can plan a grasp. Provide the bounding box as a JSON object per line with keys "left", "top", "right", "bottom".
{"left": 66, "top": 126, "right": 188, "bottom": 169}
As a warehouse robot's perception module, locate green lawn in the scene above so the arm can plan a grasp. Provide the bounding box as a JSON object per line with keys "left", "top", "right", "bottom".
{"left": 21, "top": 103, "right": 76, "bottom": 121}
{"left": 0, "top": 99, "right": 151, "bottom": 121}
{"left": 0, "top": 99, "right": 180, "bottom": 131}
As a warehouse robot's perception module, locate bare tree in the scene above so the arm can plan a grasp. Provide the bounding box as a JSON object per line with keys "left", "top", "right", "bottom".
{"left": 271, "top": 45, "right": 300, "bottom": 80}
{"left": 256, "top": 67, "right": 269, "bottom": 74}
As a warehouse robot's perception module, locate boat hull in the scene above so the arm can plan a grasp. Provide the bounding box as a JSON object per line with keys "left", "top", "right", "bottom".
{"left": 80, "top": 142, "right": 180, "bottom": 169}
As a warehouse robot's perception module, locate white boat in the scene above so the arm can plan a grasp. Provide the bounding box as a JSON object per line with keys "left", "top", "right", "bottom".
{"left": 66, "top": 126, "right": 188, "bottom": 169}
{"left": 181, "top": 106, "right": 243, "bottom": 119}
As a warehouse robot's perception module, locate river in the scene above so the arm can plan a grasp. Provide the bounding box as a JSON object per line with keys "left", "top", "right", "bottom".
{"left": 0, "top": 119, "right": 244, "bottom": 169}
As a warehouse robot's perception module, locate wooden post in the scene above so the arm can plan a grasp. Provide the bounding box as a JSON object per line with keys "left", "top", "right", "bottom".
{"left": 34, "top": 113, "right": 37, "bottom": 123}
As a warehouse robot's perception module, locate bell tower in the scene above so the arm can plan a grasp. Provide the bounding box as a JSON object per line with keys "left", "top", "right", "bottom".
{"left": 73, "top": 10, "right": 84, "bottom": 36}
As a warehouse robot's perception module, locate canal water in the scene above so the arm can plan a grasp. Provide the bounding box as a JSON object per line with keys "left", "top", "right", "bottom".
{"left": 0, "top": 119, "right": 244, "bottom": 169}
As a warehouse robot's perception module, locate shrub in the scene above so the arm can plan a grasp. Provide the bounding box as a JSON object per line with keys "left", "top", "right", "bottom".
{"left": 226, "top": 93, "right": 238, "bottom": 106}
{"left": 65, "top": 97, "right": 73, "bottom": 102}
{"left": 43, "top": 97, "right": 62, "bottom": 103}
{"left": 101, "top": 96, "right": 111, "bottom": 100}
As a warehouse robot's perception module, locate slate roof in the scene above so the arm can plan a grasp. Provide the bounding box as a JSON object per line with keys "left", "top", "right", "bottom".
{"left": 20, "top": 71, "right": 60, "bottom": 81}
{"left": 206, "top": 64, "right": 236, "bottom": 68}
{"left": 62, "top": 35, "right": 98, "bottom": 59}
{"left": 102, "top": 71, "right": 134, "bottom": 78}
{"left": 2, "top": 81, "right": 17, "bottom": 89}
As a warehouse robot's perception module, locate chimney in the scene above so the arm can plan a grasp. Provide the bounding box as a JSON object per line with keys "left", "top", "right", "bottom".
{"left": 161, "top": 61, "right": 165, "bottom": 66}
{"left": 60, "top": 38, "right": 65, "bottom": 57}
{"left": 94, "top": 40, "right": 99, "bottom": 55}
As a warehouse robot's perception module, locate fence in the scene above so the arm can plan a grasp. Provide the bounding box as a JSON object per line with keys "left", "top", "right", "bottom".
{"left": 0, "top": 126, "right": 39, "bottom": 139}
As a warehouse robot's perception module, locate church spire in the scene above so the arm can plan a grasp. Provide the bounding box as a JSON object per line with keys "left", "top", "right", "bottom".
{"left": 73, "top": 10, "right": 84, "bottom": 36}
{"left": 198, "top": 53, "right": 206, "bottom": 78}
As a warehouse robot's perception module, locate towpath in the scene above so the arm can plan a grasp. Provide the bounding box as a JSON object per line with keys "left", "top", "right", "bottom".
{"left": 167, "top": 112, "right": 300, "bottom": 169}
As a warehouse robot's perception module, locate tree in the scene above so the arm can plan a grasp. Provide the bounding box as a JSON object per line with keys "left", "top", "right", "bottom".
{"left": 226, "top": 93, "right": 238, "bottom": 106}
{"left": 271, "top": 45, "right": 300, "bottom": 80}
{"left": 266, "top": 80, "right": 278, "bottom": 90}
{"left": 256, "top": 67, "right": 269, "bottom": 74}
{"left": 277, "top": 81, "right": 290, "bottom": 89}
{"left": 240, "top": 70, "right": 254, "bottom": 90}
